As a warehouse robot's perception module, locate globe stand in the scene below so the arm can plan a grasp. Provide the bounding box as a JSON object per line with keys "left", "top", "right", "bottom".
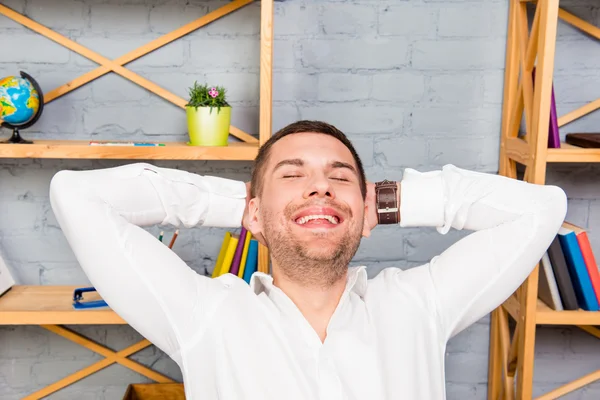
{"left": 0, "top": 71, "right": 44, "bottom": 145}
{"left": 1, "top": 128, "right": 33, "bottom": 144}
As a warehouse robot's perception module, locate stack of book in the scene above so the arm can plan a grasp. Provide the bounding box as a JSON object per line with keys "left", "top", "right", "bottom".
{"left": 539, "top": 221, "right": 600, "bottom": 311}
{"left": 211, "top": 227, "right": 259, "bottom": 283}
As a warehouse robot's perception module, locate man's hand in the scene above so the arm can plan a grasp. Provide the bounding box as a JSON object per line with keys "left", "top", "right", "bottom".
{"left": 242, "top": 182, "right": 266, "bottom": 246}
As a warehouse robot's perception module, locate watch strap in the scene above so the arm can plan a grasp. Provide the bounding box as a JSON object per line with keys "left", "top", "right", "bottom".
{"left": 375, "top": 180, "right": 399, "bottom": 225}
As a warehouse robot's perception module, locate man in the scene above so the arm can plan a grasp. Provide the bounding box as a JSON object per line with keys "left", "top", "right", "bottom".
{"left": 50, "top": 120, "right": 567, "bottom": 399}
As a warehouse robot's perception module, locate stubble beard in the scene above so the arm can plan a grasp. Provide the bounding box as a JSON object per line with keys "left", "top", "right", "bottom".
{"left": 261, "top": 203, "right": 363, "bottom": 289}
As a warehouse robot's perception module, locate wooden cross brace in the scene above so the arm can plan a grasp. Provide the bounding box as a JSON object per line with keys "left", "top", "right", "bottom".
{"left": 491, "top": 296, "right": 600, "bottom": 400}
{"left": 0, "top": 0, "right": 258, "bottom": 144}
{"left": 20, "top": 324, "right": 173, "bottom": 400}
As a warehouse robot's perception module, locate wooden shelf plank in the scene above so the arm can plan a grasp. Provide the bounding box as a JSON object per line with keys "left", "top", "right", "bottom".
{"left": 0, "top": 285, "right": 125, "bottom": 325}
{"left": 547, "top": 142, "right": 600, "bottom": 163}
{"left": 0, "top": 140, "right": 259, "bottom": 160}
{"left": 503, "top": 296, "right": 600, "bottom": 326}
{"left": 536, "top": 299, "right": 600, "bottom": 325}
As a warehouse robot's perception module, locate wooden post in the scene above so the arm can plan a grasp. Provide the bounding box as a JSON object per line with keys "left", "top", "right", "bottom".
{"left": 257, "top": 0, "right": 274, "bottom": 274}
{"left": 515, "top": 1, "right": 559, "bottom": 399}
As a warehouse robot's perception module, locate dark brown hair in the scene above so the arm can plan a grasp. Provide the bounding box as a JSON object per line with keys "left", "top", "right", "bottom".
{"left": 250, "top": 120, "right": 367, "bottom": 199}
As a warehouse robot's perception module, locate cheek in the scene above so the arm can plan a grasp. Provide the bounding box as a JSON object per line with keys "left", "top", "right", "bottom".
{"left": 259, "top": 197, "right": 289, "bottom": 223}
{"left": 338, "top": 188, "right": 364, "bottom": 218}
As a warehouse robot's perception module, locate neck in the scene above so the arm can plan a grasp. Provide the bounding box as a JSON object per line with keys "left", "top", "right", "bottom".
{"left": 272, "top": 266, "right": 348, "bottom": 343}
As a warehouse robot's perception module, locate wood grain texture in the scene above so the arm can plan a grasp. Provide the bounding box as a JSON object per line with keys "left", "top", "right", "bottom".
{"left": 0, "top": 285, "right": 125, "bottom": 325}
{"left": 0, "top": 140, "right": 259, "bottom": 160}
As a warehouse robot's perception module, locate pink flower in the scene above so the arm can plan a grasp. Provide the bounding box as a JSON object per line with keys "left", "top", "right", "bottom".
{"left": 209, "top": 88, "right": 219, "bottom": 98}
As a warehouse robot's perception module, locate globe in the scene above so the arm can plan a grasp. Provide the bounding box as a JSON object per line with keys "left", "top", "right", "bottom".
{"left": 0, "top": 71, "right": 44, "bottom": 144}
{"left": 0, "top": 76, "right": 39, "bottom": 125}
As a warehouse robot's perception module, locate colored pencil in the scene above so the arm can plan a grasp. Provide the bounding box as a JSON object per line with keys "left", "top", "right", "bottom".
{"left": 158, "top": 231, "right": 164, "bottom": 242}
{"left": 168, "top": 230, "right": 179, "bottom": 249}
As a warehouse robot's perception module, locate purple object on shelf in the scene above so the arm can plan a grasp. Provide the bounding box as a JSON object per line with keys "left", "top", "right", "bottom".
{"left": 548, "top": 86, "right": 561, "bottom": 148}
{"left": 229, "top": 227, "right": 247, "bottom": 276}
{"left": 532, "top": 68, "right": 561, "bottom": 149}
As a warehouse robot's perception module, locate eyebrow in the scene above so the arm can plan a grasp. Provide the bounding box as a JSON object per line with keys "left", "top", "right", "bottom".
{"left": 272, "top": 158, "right": 358, "bottom": 177}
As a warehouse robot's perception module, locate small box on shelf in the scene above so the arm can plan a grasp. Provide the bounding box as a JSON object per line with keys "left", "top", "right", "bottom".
{"left": 122, "top": 383, "right": 185, "bottom": 400}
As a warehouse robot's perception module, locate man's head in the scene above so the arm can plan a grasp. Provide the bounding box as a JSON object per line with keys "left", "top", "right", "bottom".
{"left": 247, "top": 120, "right": 370, "bottom": 287}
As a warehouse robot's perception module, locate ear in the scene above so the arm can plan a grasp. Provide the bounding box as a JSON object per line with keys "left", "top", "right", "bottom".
{"left": 361, "top": 201, "right": 372, "bottom": 238}
{"left": 247, "top": 197, "right": 264, "bottom": 238}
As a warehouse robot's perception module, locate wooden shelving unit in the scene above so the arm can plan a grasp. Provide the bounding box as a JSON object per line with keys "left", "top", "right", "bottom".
{"left": 0, "top": 0, "right": 273, "bottom": 398}
{"left": 488, "top": 1, "right": 600, "bottom": 399}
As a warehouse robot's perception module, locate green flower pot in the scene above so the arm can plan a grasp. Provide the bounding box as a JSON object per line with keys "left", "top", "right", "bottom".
{"left": 186, "top": 106, "right": 231, "bottom": 146}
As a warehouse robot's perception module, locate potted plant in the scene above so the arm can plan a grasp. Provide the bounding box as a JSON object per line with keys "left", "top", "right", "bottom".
{"left": 185, "top": 82, "right": 231, "bottom": 146}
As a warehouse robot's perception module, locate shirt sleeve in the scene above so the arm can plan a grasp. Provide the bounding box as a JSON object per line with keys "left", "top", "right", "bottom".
{"left": 49, "top": 162, "right": 247, "bottom": 363}
{"left": 396, "top": 164, "right": 567, "bottom": 340}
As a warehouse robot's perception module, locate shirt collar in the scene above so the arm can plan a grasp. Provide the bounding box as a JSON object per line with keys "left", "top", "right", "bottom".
{"left": 249, "top": 265, "right": 368, "bottom": 298}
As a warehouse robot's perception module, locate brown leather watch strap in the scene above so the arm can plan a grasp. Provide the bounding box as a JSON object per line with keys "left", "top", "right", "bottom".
{"left": 375, "top": 180, "right": 399, "bottom": 225}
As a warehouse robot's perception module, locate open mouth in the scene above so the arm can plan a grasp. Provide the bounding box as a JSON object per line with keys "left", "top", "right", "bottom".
{"left": 295, "top": 214, "right": 340, "bottom": 225}
{"left": 292, "top": 207, "right": 344, "bottom": 227}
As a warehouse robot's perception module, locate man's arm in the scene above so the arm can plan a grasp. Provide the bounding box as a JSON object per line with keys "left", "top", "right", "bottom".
{"left": 49, "top": 163, "right": 246, "bottom": 363}
{"left": 393, "top": 164, "right": 567, "bottom": 340}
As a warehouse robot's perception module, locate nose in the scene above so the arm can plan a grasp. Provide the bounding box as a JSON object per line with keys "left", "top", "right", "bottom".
{"left": 303, "top": 173, "right": 335, "bottom": 200}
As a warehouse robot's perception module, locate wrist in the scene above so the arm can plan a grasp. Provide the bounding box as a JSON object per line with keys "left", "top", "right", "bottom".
{"left": 375, "top": 180, "right": 401, "bottom": 225}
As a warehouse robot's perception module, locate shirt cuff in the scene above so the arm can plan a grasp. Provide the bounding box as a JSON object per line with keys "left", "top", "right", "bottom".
{"left": 199, "top": 175, "right": 247, "bottom": 228}
{"left": 399, "top": 168, "right": 445, "bottom": 228}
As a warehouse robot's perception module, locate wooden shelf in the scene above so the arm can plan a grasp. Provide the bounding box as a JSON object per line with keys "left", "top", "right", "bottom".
{"left": 536, "top": 299, "right": 600, "bottom": 325}
{"left": 0, "top": 140, "right": 259, "bottom": 160}
{"left": 0, "top": 285, "right": 125, "bottom": 325}
{"left": 504, "top": 294, "right": 600, "bottom": 326}
{"left": 547, "top": 142, "right": 600, "bottom": 163}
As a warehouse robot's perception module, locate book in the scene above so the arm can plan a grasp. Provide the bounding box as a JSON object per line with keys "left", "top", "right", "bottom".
{"left": 229, "top": 227, "right": 248, "bottom": 276}
{"left": 0, "top": 248, "right": 15, "bottom": 297}
{"left": 238, "top": 231, "right": 252, "bottom": 279}
{"left": 212, "top": 231, "right": 232, "bottom": 278}
{"left": 558, "top": 225, "right": 599, "bottom": 311}
{"left": 562, "top": 222, "right": 600, "bottom": 305}
{"left": 538, "top": 252, "right": 564, "bottom": 310}
{"left": 547, "top": 235, "right": 579, "bottom": 310}
{"left": 218, "top": 234, "right": 239, "bottom": 277}
{"left": 242, "top": 239, "right": 259, "bottom": 284}
{"left": 548, "top": 84, "right": 560, "bottom": 148}
{"left": 532, "top": 67, "right": 561, "bottom": 148}
{"left": 565, "top": 133, "right": 600, "bottom": 148}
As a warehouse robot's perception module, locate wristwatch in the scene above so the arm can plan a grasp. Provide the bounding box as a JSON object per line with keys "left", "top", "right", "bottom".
{"left": 375, "top": 180, "right": 399, "bottom": 225}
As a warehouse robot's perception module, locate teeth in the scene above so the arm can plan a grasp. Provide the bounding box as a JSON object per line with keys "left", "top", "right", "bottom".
{"left": 296, "top": 214, "right": 339, "bottom": 225}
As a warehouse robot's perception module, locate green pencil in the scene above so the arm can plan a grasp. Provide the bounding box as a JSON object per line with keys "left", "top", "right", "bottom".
{"left": 158, "top": 231, "right": 164, "bottom": 242}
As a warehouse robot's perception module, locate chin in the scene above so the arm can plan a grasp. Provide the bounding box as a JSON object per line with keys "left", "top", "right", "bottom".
{"left": 297, "top": 240, "right": 344, "bottom": 261}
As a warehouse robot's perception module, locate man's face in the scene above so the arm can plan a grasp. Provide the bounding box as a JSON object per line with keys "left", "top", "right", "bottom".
{"left": 248, "top": 132, "right": 369, "bottom": 275}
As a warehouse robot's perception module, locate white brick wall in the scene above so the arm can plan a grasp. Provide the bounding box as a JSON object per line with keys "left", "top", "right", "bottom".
{"left": 1, "top": 0, "right": 600, "bottom": 399}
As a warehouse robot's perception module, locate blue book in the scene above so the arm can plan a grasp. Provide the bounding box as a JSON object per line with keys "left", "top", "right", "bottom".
{"left": 242, "top": 239, "right": 258, "bottom": 284}
{"left": 558, "top": 226, "right": 600, "bottom": 311}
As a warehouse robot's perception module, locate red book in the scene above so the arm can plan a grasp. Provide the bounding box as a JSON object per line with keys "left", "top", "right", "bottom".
{"left": 563, "top": 222, "right": 600, "bottom": 305}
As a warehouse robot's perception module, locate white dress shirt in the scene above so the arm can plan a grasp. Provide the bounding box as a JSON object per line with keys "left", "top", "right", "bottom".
{"left": 49, "top": 162, "right": 567, "bottom": 400}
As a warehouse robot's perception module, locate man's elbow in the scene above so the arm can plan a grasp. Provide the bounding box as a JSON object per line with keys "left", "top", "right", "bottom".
{"left": 49, "top": 170, "right": 81, "bottom": 212}
{"left": 542, "top": 184, "right": 568, "bottom": 228}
